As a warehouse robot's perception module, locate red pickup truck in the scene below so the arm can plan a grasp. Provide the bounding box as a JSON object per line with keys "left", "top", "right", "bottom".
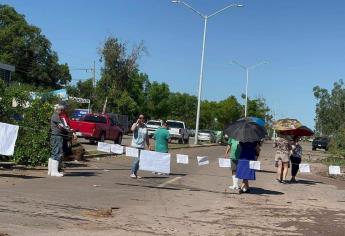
{"left": 69, "top": 113, "right": 123, "bottom": 144}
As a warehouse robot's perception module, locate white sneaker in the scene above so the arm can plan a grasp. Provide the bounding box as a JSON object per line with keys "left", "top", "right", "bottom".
{"left": 130, "top": 174, "right": 137, "bottom": 179}
{"left": 47, "top": 158, "right": 52, "bottom": 176}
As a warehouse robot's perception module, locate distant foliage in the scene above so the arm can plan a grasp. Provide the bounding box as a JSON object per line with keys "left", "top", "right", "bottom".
{"left": 314, "top": 80, "right": 345, "bottom": 157}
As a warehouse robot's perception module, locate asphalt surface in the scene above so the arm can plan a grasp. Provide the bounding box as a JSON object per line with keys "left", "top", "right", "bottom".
{"left": 0, "top": 142, "right": 344, "bottom": 235}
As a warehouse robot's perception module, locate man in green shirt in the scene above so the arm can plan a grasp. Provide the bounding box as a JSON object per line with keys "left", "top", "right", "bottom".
{"left": 153, "top": 121, "right": 170, "bottom": 153}
{"left": 224, "top": 137, "right": 241, "bottom": 189}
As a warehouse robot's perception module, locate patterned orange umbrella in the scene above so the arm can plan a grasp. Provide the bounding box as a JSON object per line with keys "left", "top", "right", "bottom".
{"left": 273, "top": 119, "right": 302, "bottom": 131}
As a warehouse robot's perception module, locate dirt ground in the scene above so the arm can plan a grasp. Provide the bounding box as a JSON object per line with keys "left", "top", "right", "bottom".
{"left": 0, "top": 142, "right": 344, "bottom": 236}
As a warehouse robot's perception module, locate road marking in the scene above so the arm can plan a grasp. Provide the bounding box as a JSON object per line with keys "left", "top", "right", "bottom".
{"left": 157, "top": 177, "right": 182, "bottom": 188}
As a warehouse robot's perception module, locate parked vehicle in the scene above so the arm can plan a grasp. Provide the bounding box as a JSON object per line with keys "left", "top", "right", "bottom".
{"left": 312, "top": 137, "right": 330, "bottom": 151}
{"left": 69, "top": 113, "right": 123, "bottom": 144}
{"left": 197, "top": 129, "right": 216, "bottom": 143}
{"left": 146, "top": 120, "right": 163, "bottom": 137}
{"left": 188, "top": 129, "right": 195, "bottom": 137}
{"left": 108, "top": 113, "right": 129, "bottom": 135}
{"left": 166, "top": 120, "right": 189, "bottom": 144}
{"left": 70, "top": 109, "right": 90, "bottom": 121}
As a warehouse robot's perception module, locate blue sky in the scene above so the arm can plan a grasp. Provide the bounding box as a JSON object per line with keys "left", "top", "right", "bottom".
{"left": 3, "top": 0, "right": 345, "bottom": 129}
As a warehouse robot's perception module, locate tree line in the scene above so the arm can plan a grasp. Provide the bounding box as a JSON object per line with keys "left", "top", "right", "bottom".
{"left": 1, "top": 4, "right": 271, "bottom": 131}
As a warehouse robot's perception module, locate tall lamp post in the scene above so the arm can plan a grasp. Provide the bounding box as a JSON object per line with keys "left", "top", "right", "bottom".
{"left": 231, "top": 60, "right": 268, "bottom": 117}
{"left": 172, "top": 0, "right": 243, "bottom": 145}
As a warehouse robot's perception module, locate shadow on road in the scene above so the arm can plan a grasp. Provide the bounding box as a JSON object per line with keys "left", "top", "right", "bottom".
{"left": 0, "top": 174, "right": 44, "bottom": 179}
{"left": 292, "top": 179, "right": 323, "bottom": 185}
{"left": 258, "top": 170, "right": 276, "bottom": 174}
{"left": 64, "top": 171, "right": 98, "bottom": 177}
{"left": 249, "top": 187, "right": 284, "bottom": 195}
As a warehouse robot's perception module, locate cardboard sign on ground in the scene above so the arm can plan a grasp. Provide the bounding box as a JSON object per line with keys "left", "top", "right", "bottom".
{"left": 139, "top": 150, "right": 171, "bottom": 174}
{"left": 249, "top": 161, "right": 261, "bottom": 170}
{"left": 110, "top": 144, "right": 124, "bottom": 154}
{"left": 176, "top": 154, "right": 189, "bottom": 164}
{"left": 197, "top": 156, "right": 209, "bottom": 166}
{"left": 97, "top": 142, "right": 111, "bottom": 153}
{"left": 218, "top": 158, "right": 231, "bottom": 168}
{"left": 329, "top": 165, "right": 341, "bottom": 175}
{"left": 299, "top": 163, "right": 311, "bottom": 173}
{"left": 125, "top": 147, "right": 139, "bottom": 158}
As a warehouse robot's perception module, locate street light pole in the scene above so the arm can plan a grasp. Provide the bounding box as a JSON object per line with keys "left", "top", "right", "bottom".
{"left": 231, "top": 60, "right": 268, "bottom": 117}
{"left": 172, "top": 1, "right": 243, "bottom": 145}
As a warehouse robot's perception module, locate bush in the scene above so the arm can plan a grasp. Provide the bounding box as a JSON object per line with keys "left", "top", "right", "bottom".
{"left": 329, "top": 125, "right": 345, "bottom": 158}
{"left": 0, "top": 82, "right": 57, "bottom": 166}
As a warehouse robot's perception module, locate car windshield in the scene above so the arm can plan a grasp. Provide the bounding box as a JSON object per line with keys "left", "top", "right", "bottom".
{"left": 147, "top": 121, "right": 161, "bottom": 126}
{"left": 199, "top": 130, "right": 211, "bottom": 134}
{"left": 315, "top": 137, "right": 328, "bottom": 142}
{"left": 167, "top": 121, "right": 184, "bottom": 129}
{"left": 83, "top": 115, "right": 107, "bottom": 124}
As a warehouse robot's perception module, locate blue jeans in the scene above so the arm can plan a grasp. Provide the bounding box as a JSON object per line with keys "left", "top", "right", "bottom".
{"left": 51, "top": 135, "right": 63, "bottom": 161}
{"left": 130, "top": 149, "right": 142, "bottom": 175}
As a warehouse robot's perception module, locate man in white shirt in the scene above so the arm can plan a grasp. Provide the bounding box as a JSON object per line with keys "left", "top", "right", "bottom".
{"left": 130, "top": 114, "right": 150, "bottom": 179}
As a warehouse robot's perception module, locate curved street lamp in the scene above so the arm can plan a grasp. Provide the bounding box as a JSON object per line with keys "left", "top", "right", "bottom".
{"left": 172, "top": 0, "right": 243, "bottom": 144}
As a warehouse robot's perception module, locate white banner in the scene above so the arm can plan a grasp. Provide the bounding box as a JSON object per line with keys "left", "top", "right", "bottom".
{"left": 125, "top": 147, "right": 139, "bottom": 158}
{"left": 197, "top": 156, "right": 209, "bottom": 166}
{"left": 110, "top": 144, "right": 124, "bottom": 154}
{"left": 176, "top": 154, "right": 189, "bottom": 164}
{"left": 329, "top": 165, "right": 341, "bottom": 175}
{"left": 139, "top": 150, "right": 171, "bottom": 174}
{"left": 97, "top": 142, "right": 111, "bottom": 153}
{"left": 218, "top": 158, "right": 231, "bottom": 168}
{"left": 0, "top": 122, "right": 19, "bottom": 156}
{"left": 249, "top": 161, "right": 261, "bottom": 170}
{"left": 299, "top": 163, "right": 311, "bottom": 173}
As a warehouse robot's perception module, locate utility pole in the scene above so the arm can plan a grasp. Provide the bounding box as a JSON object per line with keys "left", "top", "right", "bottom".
{"left": 93, "top": 60, "right": 96, "bottom": 89}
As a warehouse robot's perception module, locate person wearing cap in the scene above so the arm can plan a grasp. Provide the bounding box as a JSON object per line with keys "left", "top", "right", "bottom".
{"left": 48, "top": 105, "right": 69, "bottom": 177}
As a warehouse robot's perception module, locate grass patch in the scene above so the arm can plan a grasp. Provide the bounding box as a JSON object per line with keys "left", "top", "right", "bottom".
{"left": 322, "top": 155, "right": 345, "bottom": 167}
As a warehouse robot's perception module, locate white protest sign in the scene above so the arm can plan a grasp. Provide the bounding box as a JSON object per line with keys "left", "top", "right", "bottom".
{"left": 249, "top": 161, "right": 261, "bottom": 170}
{"left": 125, "top": 147, "right": 139, "bottom": 158}
{"left": 329, "top": 165, "right": 341, "bottom": 175}
{"left": 299, "top": 163, "right": 311, "bottom": 173}
{"left": 0, "top": 122, "right": 19, "bottom": 156}
{"left": 110, "top": 144, "right": 124, "bottom": 154}
{"left": 176, "top": 154, "right": 189, "bottom": 164}
{"left": 97, "top": 142, "right": 111, "bottom": 153}
{"left": 139, "top": 150, "right": 171, "bottom": 174}
{"left": 218, "top": 158, "right": 231, "bottom": 168}
{"left": 197, "top": 156, "right": 209, "bottom": 166}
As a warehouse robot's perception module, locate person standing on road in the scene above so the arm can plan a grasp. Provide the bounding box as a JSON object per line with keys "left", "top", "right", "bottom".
{"left": 130, "top": 114, "right": 150, "bottom": 179}
{"left": 224, "top": 137, "right": 241, "bottom": 189}
{"left": 49, "top": 105, "right": 68, "bottom": 177}
{"left": 236, "top": 142, "right": 261, "bottom": 194}
{"left": 273, "top": 134, "right": 292, "bottom": 184}
{"left": 153, "top": 121, "right": 170, "bottom": 175}
{"left": 290, "top": 136, "right": 302, "bottom": 183}
{"left": 153, "top": 121, "right": 170, "bottom": 153}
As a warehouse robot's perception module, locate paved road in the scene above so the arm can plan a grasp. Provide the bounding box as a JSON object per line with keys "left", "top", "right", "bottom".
{"left": 0, "top": 143, "right": 344, "bottom": 235}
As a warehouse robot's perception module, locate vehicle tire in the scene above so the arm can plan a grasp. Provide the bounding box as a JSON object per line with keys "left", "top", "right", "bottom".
{"left": 89, "top": 140, "right": 96, "bottom": 144}
{"left": 114, "top": 134, "right": 122, "bottom": 144}
{"left": 325, "top": 147, "right": 329, "bottom": 151}
{"left": 100, "top": 133, "right": 105, "bottom": 143}
{"left": 312, "top": 146, "right": 316, "bottom": 151}
{"left": 184, "top": 138, "right": 189, "bottom": 144}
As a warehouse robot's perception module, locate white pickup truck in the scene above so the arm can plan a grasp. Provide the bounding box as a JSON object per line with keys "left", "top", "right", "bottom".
{"left": 166, "top": 120, "right": 189, "bottom": 144}
{"left": 146, "top": 120, "right": 163, "bottom": 137}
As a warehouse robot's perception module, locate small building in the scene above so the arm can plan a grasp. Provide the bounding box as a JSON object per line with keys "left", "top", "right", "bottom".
{"left": 0, "top": 63, "right": 15, "bottom": 85}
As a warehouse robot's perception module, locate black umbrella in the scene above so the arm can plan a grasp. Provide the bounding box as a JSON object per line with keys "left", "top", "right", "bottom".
{"left": 224, "top": 119, "right": 267, "bottom": 143}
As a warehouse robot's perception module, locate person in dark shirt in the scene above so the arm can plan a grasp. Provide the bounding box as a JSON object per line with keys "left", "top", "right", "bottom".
{"left": 49, "top": 105, "right": 68, "bottom": 177}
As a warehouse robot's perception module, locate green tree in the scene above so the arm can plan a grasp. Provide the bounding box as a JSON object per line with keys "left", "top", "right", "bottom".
{"left": 95, "top": 37, "right": 146, "bottom": 113}
{"left": 0, "top": 5, "right": 71, "bottom": 88}
{"left": 145, "top": 81, "right": 170, "bottom": 119}
{"left": 167, "top": 92, "right": 197, "bottom": 128}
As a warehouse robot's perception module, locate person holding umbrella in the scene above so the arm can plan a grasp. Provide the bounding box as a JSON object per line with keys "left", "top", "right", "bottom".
{"left": 224, "top": 118, "right": 267, "bottom": 194}
{"left": 290, "top": 136, "right": 302, "bottom": 183}
{"left": 273, "top": 134, "right": 292, "bottom": 184}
